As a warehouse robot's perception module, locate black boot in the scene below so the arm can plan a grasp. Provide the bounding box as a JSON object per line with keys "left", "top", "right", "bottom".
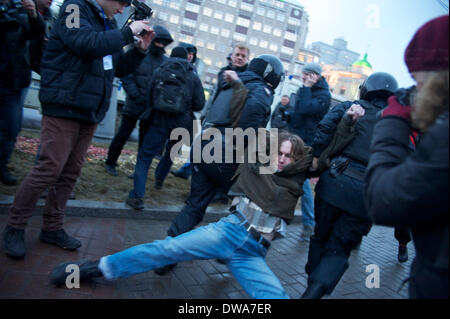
{"left": 300, "top": 282, "right": 327, "bottom": 299}
{"left": 50, "top": 260, "right": 102, "bottom": 286}
{"left": 398, "top": 244, "right": 408, "bottom": 263}
{"left": 3, "top": 225, "right": 25, "bottom": 259}
{"left": 0, "top": 170, "right": 17, "bottom": 186}
{"left": 154, "top": 263, "right": 177, "bottom": 276}
{"left": 39, "top": 229, "right": 82, "bottom": 250}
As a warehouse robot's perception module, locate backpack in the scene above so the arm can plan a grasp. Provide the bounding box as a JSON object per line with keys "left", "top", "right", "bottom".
{"left": 152, "top": 60, "right": 190, "bottom": 113}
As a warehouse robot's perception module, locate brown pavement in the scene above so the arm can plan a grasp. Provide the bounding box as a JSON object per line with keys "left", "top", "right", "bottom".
{"left": 0, "top": 214, "right": 414, "bottom": 299}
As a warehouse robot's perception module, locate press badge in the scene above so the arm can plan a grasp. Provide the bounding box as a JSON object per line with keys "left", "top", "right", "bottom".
{"left": 103, "top": 55, "right": 113, "bottom": 70}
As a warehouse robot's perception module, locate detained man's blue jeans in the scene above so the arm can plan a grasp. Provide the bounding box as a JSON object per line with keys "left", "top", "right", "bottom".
{"left": 99, "top": 213, "right": 290, "bottom": 299}
{"left": 301, "top": 179, "right": 315, "bottom": 227}
{"left": 0, "top": 86, "right": 26, "bottom": 173}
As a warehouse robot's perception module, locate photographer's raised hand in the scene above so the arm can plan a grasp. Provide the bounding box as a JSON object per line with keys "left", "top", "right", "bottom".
{"left": 346, "top": 104, "right": 365, "bottom": 122}
{"left": 22, "top": 0, "right": 37, "bottom": 18}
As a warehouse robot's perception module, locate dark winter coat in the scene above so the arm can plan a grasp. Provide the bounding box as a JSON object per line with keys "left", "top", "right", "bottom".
{"left": 287, "top": 76, "right": 331, "bottom": 145}
{"left": 365, "top": 113, "right": 449, "bottom": 298}
{"left": 312, "top": 99, "right": 388, "bottom": 218}
{"left": 0, "top": 6, "right": 45, "bottom": 88}
{"left": 270, "top": 102, "right": 293, "bottom": 130}
{"left": 120, "top": 26, "right": 172, "bottom": 119}
{"left": 141, "top": 57, "right": 205, "bottom": 131}
{"left": 29, "top": 6, "right": 54, "bottom": 74}
{"left": 39, "top": 0, "right": 146, "bottom": 124}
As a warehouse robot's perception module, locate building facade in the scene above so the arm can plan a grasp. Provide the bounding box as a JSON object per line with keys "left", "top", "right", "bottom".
{"left": 311, "top": 37, "right": 360, "bottom": 67}
{"left": 144, "top": 0, "right": 309, "bottom": 90}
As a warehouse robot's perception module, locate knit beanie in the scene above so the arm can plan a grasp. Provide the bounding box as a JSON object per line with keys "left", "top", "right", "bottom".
{"left": 302, "top": 62, "right": 322, "bottom": 75}
{"left": 170, "top": 47, "right": 188, "bottom": 59}
{"left": 404, "top": 15, "right": 449, "bottom": 73}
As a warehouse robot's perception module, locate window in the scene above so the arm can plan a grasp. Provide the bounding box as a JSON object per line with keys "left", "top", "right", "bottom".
{"left": 252, "top": 21, "right": 262, "bottom": 31}
{"left": 169, "top": 15, "right": 179, "bottom": 24}
{"left": 228, "top": 0, "right": 237, "bottom": 7}
{"left": 266, "top": 9, "right": 275, "bottom": 19}
{"left": 158, "top": 11, "right": 168, "bottom": 20}
{"left": 273, "top": 28, "right": 282, "bottom": 37}
{"left": 260, "top": 40, "right": 268, "bottom": 49}
{"left": 169, "top": 1, "right": 180, "bottom": 10}
{"left": 236, "top": 17, "right": 250, "bottom": 27}
{"left": 153, "top": 0, "right": 162, "bottom": 4}
{"left": 182, "top": 18, "right": 196, "bottom": 28}
{"left": 288, "top": 18, "right": 301, "bottom": 26}
{"left": 210, "top": 26, "right": 219, "bottom": 35}
{"left": 277, "top": 13, "right": 285, "bottom": 22}
{"left": 233, "top": 33, "right": 247, "bottom": 42}
{"left": 214, "top": 11, "right": 224, "bottom": 20}
{"left": 217, "top": 0, "right": 226, "bottom": 3}
{"left": 224, "top": 13, "right": 234, "bottom": 23}
{"left": 249, "top": 37, "right": 258, "bottom": 45}
{"left": 204, "top": 58, "right": 212, "bottom": 65}
{"left": 203, "top": 7, "right": 212, "bottom": 16}
{"left": 256, "top": 7, "right": 265, "bottom": 16}
{"left": 207, "top": 42, "right": 216, "bottom": 50}
{"left": 186, "top": 2, "right": 200, "bottom": 13}
{"left": 285, "top": 31, "right": 297, "bottom": 41}
{"left": 199, "top": 23, "right": 209, "bottom": 32}
{"left": 281, "top": 46, "right": 294, "bottom": 55}
{"left": 221, "top": 28, "right": 230, "bottom": 37}
{"left": 263, "top": 25, "right": 272, "bottom": 34}
{"left": 240, "top": 2, "right": 254, "bottom": 11}
{"left": 269, "top": 43, "right": 278, "bottom": 51}
{"left": 196, "top": 39, "right": 205, "bottom": 47}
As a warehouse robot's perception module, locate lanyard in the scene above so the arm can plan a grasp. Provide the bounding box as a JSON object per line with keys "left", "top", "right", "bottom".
{"left": 100, "top": 8, "right": 110, "bottom": 31}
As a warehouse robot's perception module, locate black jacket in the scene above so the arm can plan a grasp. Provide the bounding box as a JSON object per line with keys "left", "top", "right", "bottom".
{"left": 312, "top": 99, "right": 387, "bottom": 218}
{"left": 271, "top": 102, "right": 293, "bottom": 130}
{"left": 0, "top": 5, "right": 45, "bottom": 88}
{"left": 120, "top": 26, "right": 172, "bottom": 119}
{"left": 39, "top": 0, "right": 146, "bottom": 124}
{"left": 141, "top": 57, "right": 205, "bottom": 130}
{"left": 287, "top": 76, "right": 331, "bottom": 145}
{"left": 29, "top": 4, "right": 54, "bottom": 74}
{"left": 365, "top": 113, "right": 449, "bottom": 298}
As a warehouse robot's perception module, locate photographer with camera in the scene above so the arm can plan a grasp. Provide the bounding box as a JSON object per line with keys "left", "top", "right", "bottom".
{"left": 3, "top": 0, "right": 155, "bottom": 260}
{"left": 270, "top": 95, "right": 293, "bottom": 131}
{"left": 365, "top": 15, "right": 449, "bottom": 299}
{"left": 0, "top": 0, "right": 45, "bottom": 185}
{"left": 301, "top": 72, "right": 399, "bottom": 299}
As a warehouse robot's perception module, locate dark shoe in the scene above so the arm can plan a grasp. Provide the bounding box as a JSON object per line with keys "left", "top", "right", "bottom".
{"left": 398, "top": 244, "right": 408, "bottom": 263}
{"left": 154, "top": 179, "right": 163, "bottom": 190}
{"left": 105, "top": 164, "right": 118, "bottom": 176}
{"left": 154, "top": 263, "right": 177, "bottom": 276}
{"left": 39, "top": 229, "right": 82, "bottom": 250}
{"left": 170, "top": 170, "right": 189, "bottom": 180}
{"left": 69, "top": 191, "right": 76, "bottom": 200}
{"left": 0, "top": 170, "right": 17, "bottom": 186}
{"left": 50, "top": 259, "right": 102, "bottom": 286}
{"left": 3, "top": 225, "right": 25, "bottom": 259}
{"left": 300, "top": 282, "right": 327, "bottom": 299}
{"left": 126, "top": 197, "right": 144, "bottom": 210}
{"left": 216, "top": 259, "right": 226, "bottom": 264}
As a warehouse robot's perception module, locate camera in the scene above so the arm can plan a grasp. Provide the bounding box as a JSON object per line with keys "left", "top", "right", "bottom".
{"left": 394, "top": 85, "right": 416, "bottom": 106}
{"left": 123, "top": 0, "right": 153, "bottom": 34}
{"left": 0, "top": 0, "right": 23, "bottom": 32}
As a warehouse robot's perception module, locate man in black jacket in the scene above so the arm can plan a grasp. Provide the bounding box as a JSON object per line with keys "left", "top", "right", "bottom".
{"left": 0, "top": 0, "right": 45, "bottom": 185}
{"left": 270, "top": 95, "right": 292, "bottom": 130}
{"left": 286, "top": 62, "right": 331, "bottom": 240}
{"left": 301, "top": 72, "right": 398, "bottom": 299}
{"left": 125, "top": 46, "right": 205, "bottom": 210}
{"left": 104, "top": 25, "right": 173, "bottom": 176}
{"left": 3, "top": 0, "right": 155, "bottom": 259}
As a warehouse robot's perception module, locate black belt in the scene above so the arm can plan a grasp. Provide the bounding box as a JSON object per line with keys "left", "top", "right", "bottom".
{"left": 232, "top": 211, "right": 271, "bottom": 250}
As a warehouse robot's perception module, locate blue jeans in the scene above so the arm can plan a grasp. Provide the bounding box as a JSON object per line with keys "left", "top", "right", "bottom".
{"left": 301, "top": 179, "right": 315, "bottom": 227}
{"left": 99, "top": 213, "right": 290, "bottom": 299}
{"left": 154, "top": 139, "right": 177, "bottom": 182}
{"left": 129, "top": 125, "right": 171, "bottom": 198}
{"left": 0, "top": 86, "right": 26, "bottom": 173}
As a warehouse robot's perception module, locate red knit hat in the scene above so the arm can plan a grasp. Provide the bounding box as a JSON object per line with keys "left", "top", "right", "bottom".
{"left": 404, "top": 15, "right": 449, "bottom": 73}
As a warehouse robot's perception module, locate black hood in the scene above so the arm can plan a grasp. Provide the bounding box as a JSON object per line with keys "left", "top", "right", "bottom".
{"left": 178, "top": 42, "right": 197, "bottom": 63}
{"left": 152, "top": 25, "right": 174, "bottom": 46}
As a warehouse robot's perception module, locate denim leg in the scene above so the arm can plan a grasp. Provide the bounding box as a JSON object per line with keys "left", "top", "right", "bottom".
{"left": 154, "top": 139, "right": 177, "bottom": 182}
{"left": 0, "top": 87, "right": 24, "bottom": 172}
{"left": 301, "top": 179, "right": 315, "bottom": 227}
{"left": 99, "top": 214, "right": 248, "bottom": 280}
{"left": 129, "top": 125, "right": 169, "bottom": 198}
{"left": 228, "top": 245, "right": 290, "bottom": 299}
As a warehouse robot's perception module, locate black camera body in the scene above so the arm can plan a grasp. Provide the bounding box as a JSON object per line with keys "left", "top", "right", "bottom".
{"left": 0, "top": 0, "right": 23, "bottom": 32}
{"left": 123, "top": 0, "right": 153, "bottom": 33}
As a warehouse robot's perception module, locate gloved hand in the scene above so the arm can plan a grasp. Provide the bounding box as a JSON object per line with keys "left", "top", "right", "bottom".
{"left": 381, "top": 96, "right": 412, "bottom": 120}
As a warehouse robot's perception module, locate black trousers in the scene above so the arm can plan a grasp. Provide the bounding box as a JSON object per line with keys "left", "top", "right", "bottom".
{"left": 105, "top": 115, "right": 150, "bottom": 167}
{"left": 305, "top": 195, "right": 372, "bottom": 294}
{"left": 395, "top": 226, "right": 411, "bottom": 245}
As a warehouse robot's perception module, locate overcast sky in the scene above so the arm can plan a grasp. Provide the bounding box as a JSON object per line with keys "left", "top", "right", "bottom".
{"left": 288, "top": 0, "right": 448, "bottom": 87}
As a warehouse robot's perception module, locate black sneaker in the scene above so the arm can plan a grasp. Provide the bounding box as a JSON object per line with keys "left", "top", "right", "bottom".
{"left": 50, "top": 259, "right": 102, "bottom": 286}
{"left": 398, "top": 244, "right": 408, "bottom": 263}
{"left": 39, "top": 229, "right": 82, "bottom": 250}
{"left": 126, "top": 197, "right": 144, "bottom": 210}
{"left": 154, "top": 263, "right": 177, "bottom": 276}
{"left": 105, "top": 164, "right": 118, "bottom": 176}
{"left": 0, "top": 170, "right": 17, "bottom": 186}
{"left": 3, "top": 225, "right": 25, "bottom": 259}
{"left": 154, "top": 179, "right": 163, "bottom": 190}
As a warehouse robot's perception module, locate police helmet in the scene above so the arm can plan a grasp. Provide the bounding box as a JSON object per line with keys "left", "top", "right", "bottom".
{"left": 248, "top": 54, "right": 285, "bottom": 89}
{"left": 359, "top": 72, "right": 399, "bottom": 100}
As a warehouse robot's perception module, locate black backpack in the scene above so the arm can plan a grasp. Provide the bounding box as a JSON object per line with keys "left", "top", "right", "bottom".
{"left": 152, "top": 59, "right": 190, "bottom": 113}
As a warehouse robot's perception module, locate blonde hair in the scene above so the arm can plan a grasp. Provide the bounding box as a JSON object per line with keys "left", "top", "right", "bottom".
{"left": 233, "top": 43, "right": 250, "bottom": 57}
{"left": 412, "top": 70, "right": 449, "bottom": 132}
